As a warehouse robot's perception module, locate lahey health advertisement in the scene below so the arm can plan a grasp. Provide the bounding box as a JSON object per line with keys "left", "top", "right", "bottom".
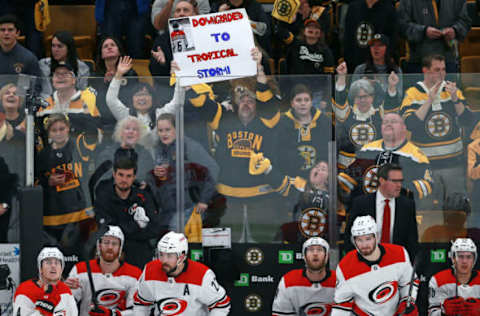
{"left": 169, "top": 8, "right": 256, "bottom": 86}
{"left": 0, "top": 244, "right": 20, "bottom": 316}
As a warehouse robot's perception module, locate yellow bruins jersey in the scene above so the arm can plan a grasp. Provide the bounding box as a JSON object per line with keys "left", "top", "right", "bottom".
{"left": 400, "top": 82, "right": 474, "bottom": 168}
{"left": 338, "top": 139, "right": 433, "bottom": 200}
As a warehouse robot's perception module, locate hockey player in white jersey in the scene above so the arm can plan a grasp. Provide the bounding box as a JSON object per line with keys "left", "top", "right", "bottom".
{"left": 13, "top": 247, "right": 78, "bottom": 315}
{"left": 133, "top": 231, "right": 231, "bottom": 315}
{"left": 272, "top": 237, "right": 336, "bottom": 316}
{"left": 332, "top": 215, "right": 419, "bottom": 316}
{"left": 428, "top": 238, "right": 480, "bottom": 316}
{"left": 65, "top": 226, "right": 142, "bottom": 316}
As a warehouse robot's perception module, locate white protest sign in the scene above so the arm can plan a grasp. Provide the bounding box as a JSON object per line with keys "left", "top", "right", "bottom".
{"left": 168, "top": 9, "right": 257, "bottom": 86}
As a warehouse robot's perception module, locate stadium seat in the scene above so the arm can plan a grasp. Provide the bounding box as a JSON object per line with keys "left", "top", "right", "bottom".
{"left": 467, "top": 0, "right": 480, "bottom": 27}
{"left": 43, "top": 5, "right": 96, "bottom": 59}
{"left": 131, "top": 59, "right": 154, "bottom": 87}
{"left": 278, "top": 57, "right": 287, "bottom": 74}
{"left": 459, "top": 27, "right": 480, "bottom": 57}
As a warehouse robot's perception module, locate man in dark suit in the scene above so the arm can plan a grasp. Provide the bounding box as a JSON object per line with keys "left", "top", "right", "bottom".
{"left": 344, "top": 163, "right": 418, "bottom": 259}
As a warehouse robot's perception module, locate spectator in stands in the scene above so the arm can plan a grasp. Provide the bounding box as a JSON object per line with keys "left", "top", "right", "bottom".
{"left": 96, "top": 115, "right": 154, "bottom": 182}
{"left": 273, "top": 83, "right": 331, "bottom": 179}
{"left": 95, "top": 0, "right": 149, "bottom": 58}
{"left": 398, "top": 0, "right": 471, "bottom": 74}
{"left": 36, "top": 62, "right": 101, "bottom": 146}
{"left": 216, "top": 0, "right": 272, "bottom": 53}
{"left": 275, "top": 19, "right": 334, "bottom": 76}
{"left": 249, "top": 155, "right": 335, "bottom": 243}
{"left": 337, "top": 112, "right": 433, "bottom": 208}
{"left": 0, "top": 154, "right": 16, "bottom": 242}
{"left": 343, "top": 0, "right": 398, "bottom": 73}
{"left": 150, "top": 0, "right": 199, "bottom": 77}
{"left": 94, "top": 150, "right": 161, "bottom": 268}
{"left": 107, "top": 56, "right": 183, "bottom": 133}
{"left": 352, "top": 34, "right": 403, "bottom": 99}
{"left": 272, "top": 0, "right": 331, "bottom": 39}
{"left": 334, "top": 62, "right": 399, "bottom": 169}
{"left": 0, "top": 14, "right": 41, "bottom": 79}
{"left": 398, "top": 54, "right": 473, "bottom": 207}
{"left": 0, "top": 83, "right": 24, "bottom": 132}
{"left": 146, "top": 113, "right": 218, "bottom": 232}
{"left": 151, "top": 0, "right": 210, "bottom": 34}
{"left": 0, "top": 1, "right": 43, "bottom": 58}
{"left": 93, "top": 36, "right": 138, "bottom": 133}
{"left": 39, "top": 31, "right": 90, "bottom": 98}
{"left": 36, "top": 114, "right": 98, "bottom": 249}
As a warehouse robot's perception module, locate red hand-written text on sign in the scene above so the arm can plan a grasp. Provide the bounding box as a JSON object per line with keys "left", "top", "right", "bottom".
{"left": 191, "top": 12, "right": 243, "bottom": 27}
{"left": 187, "top": 48, "right": 238, "bottom": 63}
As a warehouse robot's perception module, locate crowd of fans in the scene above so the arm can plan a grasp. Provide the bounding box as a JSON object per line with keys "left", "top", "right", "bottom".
{"left": 0, "top": 0, "right": 480, "bottom": 267}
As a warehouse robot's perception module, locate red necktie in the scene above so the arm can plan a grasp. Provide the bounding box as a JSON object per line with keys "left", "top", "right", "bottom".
{"left": 381, "top": 199, "right": 391, "bottom": 243}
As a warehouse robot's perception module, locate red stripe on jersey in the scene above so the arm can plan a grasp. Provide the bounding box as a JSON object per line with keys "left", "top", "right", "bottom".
{"left": 14, "top": 280, "right": 72, "bottom": 301}
{"left": 209, "top": 295, "right": 231, "bottom": 310}
{"left": 115, "top": 262, "right": 142, "bottom": 279}
{"left": 283, "top": 269, "right": 336, "bottom": 288}
{"left": 353, "top": 303, "right": 372, "bottom": 316}
{"left": 340, "top": 244, "right": 407, "bottom": 280}
{"left": 144, "top": 259, "right": 209, "bottom": 286}
{"left": 174, "top": 260, "right": 209, "bottom": 286}
{"left": 75, "top": 259, "right": 102, "bottom": 274}
{"left": 434, "top": 269, "right": 480, "bottom": 287}
{"left": 75, "top": 260, "right": 141, "bottom": 279}
{"left": 133, "top": 291, "right": 153, "bottom": 306}
{"left": 144, "top": 260, "right": 168, "bottom": 282}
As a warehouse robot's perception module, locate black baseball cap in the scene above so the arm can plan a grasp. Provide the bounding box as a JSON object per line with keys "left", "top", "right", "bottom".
{"left": 52, "top": 62, "right": 75, "bottom": 75}
{"left": 368, "top": 34, "right": 389, "bottom": 46}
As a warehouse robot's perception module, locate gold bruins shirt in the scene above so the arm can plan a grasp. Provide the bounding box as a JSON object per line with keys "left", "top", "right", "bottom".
{"left": 338, "top": 139, "right": 433, "bottom": 200}
{"left": 399, "top": 82, "right": 474, "bottom": 168}
{"left": 215, "top": 83, "right": 280, "bottom": 198}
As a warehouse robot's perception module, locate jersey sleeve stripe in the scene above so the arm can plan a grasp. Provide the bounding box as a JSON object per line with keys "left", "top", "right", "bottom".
{"left": 133, "top": 291, "right": 153, "bottom": 306}
{"left": 272, "top": 311, "right": 296, "bottom": 315}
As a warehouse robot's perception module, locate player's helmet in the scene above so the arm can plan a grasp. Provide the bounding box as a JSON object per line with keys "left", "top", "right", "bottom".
{"left": 37, "top": 247, "right": 64, "bottom": 272}
{"left": 351, "top": 215, "right": 378, "bottom": 245}
{"left": 97, "top": 225, "right": 124, "bottom": 258}
{"left": 451, "top": 238, "right": 477, "bottom": 264}
{"left": 302, "top": 237, "right": 330, "bottom": 257}
{"left": 157, "top": 231, "right": 188, "bottom": 258}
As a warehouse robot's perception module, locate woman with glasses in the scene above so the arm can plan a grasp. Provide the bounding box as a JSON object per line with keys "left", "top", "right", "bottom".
{"left": 334, "top": 62, "right": 387, "bottom": 170}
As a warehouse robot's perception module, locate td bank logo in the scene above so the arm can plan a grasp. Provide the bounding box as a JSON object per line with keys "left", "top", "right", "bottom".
{"left": 190, "top": 249, "right": 203, "bottom": 261}
{"left": 431, "top": 249, "right": 446, "bottom": 263}
{"left": 234, "top": 273, "right": 275, "bottom": 287}
{"left": 278, "top": 250, "right": 294, "bottom": 264}
{"left": 235, "top": 273, "right": 250, "bottom": 287}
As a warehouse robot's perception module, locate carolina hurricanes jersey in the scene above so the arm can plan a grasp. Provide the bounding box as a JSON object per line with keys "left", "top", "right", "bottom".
{"left": 332, "top": 244, "right": 418, "bottom": 316}
{"left": 133, "top": 259, "right": 231, "bottom": 315}
{"left": 428, "top": 269, "right": 480, "bottom": 316}
{"left": 67, "top": 259, "right": 142, "bottom": 316}
{"left": 272, "top": 268, "right": 336, "bottom": 316}
{"left": 13, "top": 279, "right": 78, "bottom": 315}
